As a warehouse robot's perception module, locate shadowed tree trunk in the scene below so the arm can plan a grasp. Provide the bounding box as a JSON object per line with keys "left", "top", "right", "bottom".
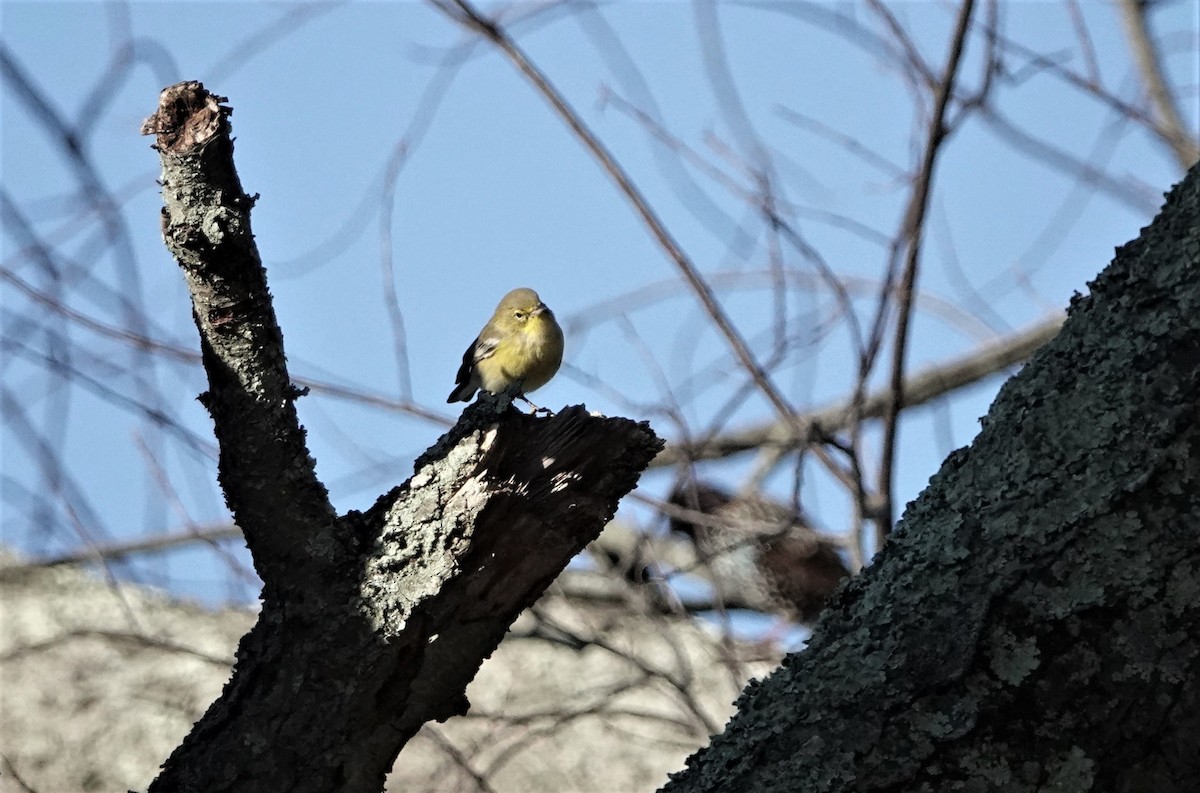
{"left": 140, "top": 82, "right": 662, "bottom": 793}
{"left": 663, "top": 163, "right": 1200, "bottom": 792}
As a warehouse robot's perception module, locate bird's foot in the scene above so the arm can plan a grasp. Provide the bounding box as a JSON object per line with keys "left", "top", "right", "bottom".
{"left": 518, "top": 395, "right": 554, "bottom": 416}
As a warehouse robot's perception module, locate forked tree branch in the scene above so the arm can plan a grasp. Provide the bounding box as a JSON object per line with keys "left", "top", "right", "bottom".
{"left": 140, "top": 82, "right": 661, "bottom": 793}
{"left": 141, "top": 83, "right": 340, "bottom": 589}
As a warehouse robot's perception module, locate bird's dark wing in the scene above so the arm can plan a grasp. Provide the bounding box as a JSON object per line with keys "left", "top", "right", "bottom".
{"left": 448, "top": 334, "right": 502, "bottom": 402}
{"left": 455, "top": 335, "right": 499, "bottom": 384}
{"left": 472, "top": 334, "right": 500, "bottom": 364}
{"left": 451, "top": 338, "right": 476, "bottom": 391}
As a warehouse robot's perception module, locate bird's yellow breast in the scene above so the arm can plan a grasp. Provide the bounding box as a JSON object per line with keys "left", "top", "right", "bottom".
{"left": 477, "top": 313, "right": 563, "bottom": 395}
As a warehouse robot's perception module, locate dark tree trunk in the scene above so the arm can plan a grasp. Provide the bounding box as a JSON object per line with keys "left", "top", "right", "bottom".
{"left": 663, "top": 164, "right": 1200, "bottom": 792}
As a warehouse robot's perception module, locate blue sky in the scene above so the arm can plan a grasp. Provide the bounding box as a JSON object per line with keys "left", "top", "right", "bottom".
{"left": 2, "top": 1, "right": 1196, "bottom": 604}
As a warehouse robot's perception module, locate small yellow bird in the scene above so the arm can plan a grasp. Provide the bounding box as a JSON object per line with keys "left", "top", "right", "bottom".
{"left": 447, "top": 288, "right": 564, "bottom": 410}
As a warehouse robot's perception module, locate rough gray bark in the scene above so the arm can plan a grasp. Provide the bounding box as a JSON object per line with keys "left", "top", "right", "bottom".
{"left": 664, "top": 165, "right": 1200, "bottom": 792}
{"left": 139, "top": 82, "right": 662, "bottom": 793}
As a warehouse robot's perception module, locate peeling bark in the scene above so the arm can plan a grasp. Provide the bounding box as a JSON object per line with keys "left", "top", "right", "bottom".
{"left": 664, "top": 166, "right": 1200, "bottom": 792}
{"left": 141, "top": 82, "right": 662, "bottom": 793}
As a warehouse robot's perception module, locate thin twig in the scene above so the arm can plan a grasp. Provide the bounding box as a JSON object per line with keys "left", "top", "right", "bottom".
{"left": 0, "top": 754, "right": 40, "bottom": 793}
{"left": 422, "top": 726, "right": 501, "bottom": 793}
{"left": 0, "top": 629, "right": 235, "bottom": 667}
{"left": 652, "top": 314, "right": 1063, "bottom": 469}
{"left": 877, "top": 0, "right": 977, "bottom": 548}
{"left": 1, "top": 522, "right": 241, "bottom": 571}
{"left": 1115, "top": 0, "right": 1199, "bottom": 169}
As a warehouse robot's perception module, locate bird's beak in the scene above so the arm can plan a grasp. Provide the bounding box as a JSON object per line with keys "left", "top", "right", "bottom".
{"left": 532, "top": 303, "right": 546, "bottom": 316}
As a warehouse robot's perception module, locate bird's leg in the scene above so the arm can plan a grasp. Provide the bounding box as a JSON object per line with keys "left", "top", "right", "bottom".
{"left": 500, "top": 383, "right": 554, "bottom": 416}
{"left": 517, "top": 394, "right": 554, "bottom": 416}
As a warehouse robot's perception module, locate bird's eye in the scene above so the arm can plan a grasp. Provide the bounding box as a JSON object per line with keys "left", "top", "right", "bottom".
{"left": 514, "top": 311, "right": 526, "bottom": 320}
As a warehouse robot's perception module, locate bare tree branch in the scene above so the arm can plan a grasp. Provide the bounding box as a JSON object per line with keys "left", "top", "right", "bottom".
{"left": 652, "top": 314, "right": 1062, "bottom": 468}
{"left": 137, "top": 82, "right": 662, "bottom": 793}
{"left": 878, "top": 0, "right": 977, "bottom": 544}
{"left": 141, "top": 83, "right": 339, "bottom": 587}
{"left": 0, "top": 753, "right": 40, "bottom": 793}
{"left": 1116, "top": 0, "right": 1200, "bottom": 169}
{"left": 1, "top": 522, "right": 242, "bottom": 570}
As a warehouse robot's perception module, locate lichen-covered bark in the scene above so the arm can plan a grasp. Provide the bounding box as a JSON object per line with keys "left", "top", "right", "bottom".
{"left": 664, "top": 166, "right": 1200, "bottom": 792}
{"left": 141, "top": 83, "right": 341, "bottom": 587}
{"left": 141, "top": 83, "right": 662, "bottom": 793}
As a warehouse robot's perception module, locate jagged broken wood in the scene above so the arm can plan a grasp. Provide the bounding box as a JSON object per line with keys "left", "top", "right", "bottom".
{"left": 140, "top": 81, "right": 661, "bottom": 793}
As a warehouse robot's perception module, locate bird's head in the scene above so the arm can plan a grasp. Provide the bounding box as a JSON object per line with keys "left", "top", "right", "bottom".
{"left": 493, "top": 287, "right": 552, "bottom": 333}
